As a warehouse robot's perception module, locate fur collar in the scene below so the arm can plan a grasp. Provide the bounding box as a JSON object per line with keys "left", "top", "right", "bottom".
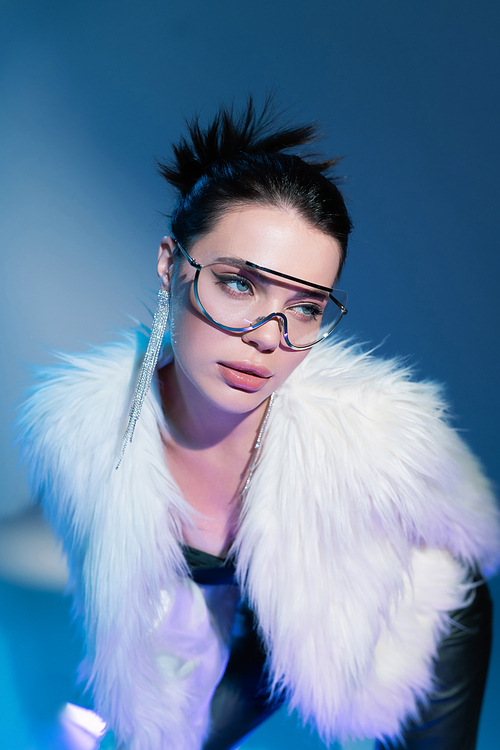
{"left": 16, "top": 331, "right": 500, "bottom": 748}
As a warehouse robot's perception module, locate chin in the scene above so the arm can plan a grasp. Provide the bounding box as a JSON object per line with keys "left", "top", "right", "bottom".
{"left": 204, "top": 380, "right": 273, "bottom": 414}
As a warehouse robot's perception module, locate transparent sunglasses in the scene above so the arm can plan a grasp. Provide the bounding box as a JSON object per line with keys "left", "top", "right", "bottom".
{"left": 175, "top": 240, "right": 348, "bottom": 350}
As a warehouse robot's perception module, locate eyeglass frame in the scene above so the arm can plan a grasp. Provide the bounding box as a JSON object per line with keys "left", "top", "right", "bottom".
{"left": 173, "top": 239, "right": 348, "bottom": 351}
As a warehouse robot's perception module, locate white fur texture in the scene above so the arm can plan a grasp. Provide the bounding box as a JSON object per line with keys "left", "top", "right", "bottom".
{"left": 16, "top": 332, "right": 500, "bottom": 747}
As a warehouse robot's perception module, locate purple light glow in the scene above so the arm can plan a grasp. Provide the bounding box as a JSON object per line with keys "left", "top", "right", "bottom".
{"left": 58, "top": 703, "right": 107, "bottom": 750}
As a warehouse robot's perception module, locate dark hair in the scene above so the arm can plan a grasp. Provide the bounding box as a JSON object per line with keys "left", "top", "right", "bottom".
{"left": 157, "top": 97, "right": 352, "bottom": 281}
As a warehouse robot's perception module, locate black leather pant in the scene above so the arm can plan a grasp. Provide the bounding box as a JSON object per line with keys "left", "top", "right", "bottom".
{"left": 203, "top": 577, "right": 492, "bottom": 750}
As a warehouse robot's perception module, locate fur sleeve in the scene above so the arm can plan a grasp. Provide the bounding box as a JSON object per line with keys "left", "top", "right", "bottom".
{"left": 235, "top": 339, "right": 499, "bottom": 743}
{"left": 15, "top": 334, "right": 199, "bottom": 749}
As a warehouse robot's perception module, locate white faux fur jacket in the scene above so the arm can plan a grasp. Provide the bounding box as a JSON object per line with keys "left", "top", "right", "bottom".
{"left": 16, "top": 330, "right": 500, "bottom": 750}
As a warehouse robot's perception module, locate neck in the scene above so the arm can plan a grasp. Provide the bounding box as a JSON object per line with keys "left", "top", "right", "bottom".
{"left": 157, "top": 359, "right": 270, "bottom": 452}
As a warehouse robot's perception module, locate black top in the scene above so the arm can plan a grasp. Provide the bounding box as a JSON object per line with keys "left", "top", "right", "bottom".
{"left": 181, "top": 545, "right": 237, "bottom": 586}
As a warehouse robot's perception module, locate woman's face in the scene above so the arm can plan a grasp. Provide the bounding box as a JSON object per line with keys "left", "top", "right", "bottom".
{"left": 157, "top": 204, "right": 341, "bottom": 415}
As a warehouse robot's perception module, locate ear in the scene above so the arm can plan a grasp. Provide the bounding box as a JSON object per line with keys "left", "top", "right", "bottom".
{"left": 157, "top": 236, "right": 177, "bottom": 290}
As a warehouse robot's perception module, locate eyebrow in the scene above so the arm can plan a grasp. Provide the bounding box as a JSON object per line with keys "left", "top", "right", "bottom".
{"left": 213, "top": 256, "right": 333, "bottom": 298}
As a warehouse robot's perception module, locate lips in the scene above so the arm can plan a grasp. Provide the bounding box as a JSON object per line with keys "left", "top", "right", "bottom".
{"left": 217, "top": 361, "right": 273, "bottom": 392}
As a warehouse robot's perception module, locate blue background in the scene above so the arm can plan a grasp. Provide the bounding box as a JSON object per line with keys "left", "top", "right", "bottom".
{"left": 0, "top": 1, "right": 499, "bottom": 747}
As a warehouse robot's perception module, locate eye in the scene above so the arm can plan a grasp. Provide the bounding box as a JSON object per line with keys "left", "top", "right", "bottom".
{"left": 214, "top": 273, "right": 255, "bottom": 296}
{"left": 288, "top": 302, "right": 324, "bottom": 321}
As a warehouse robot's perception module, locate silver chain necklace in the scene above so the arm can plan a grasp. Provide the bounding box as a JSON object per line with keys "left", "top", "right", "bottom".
{"left": 241, "top": 392, "right": 275, "bottom": 497}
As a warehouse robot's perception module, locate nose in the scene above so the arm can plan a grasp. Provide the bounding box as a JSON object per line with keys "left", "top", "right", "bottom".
{"left": 241, "top": 316, "right": 282, "bottom": 353}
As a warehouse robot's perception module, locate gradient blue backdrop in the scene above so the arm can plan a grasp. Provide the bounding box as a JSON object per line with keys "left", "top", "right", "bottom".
{"left": 1, "top": 1, "right": 499, "bottom": 748}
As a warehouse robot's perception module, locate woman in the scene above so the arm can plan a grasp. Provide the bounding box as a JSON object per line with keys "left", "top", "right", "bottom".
{"left": 17, "top": 100, "right": 499, "bottom": 750}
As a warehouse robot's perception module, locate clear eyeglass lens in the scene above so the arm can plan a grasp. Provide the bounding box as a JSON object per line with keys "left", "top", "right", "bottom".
{"left": 196, "top": 262, "right": 347, "bottom": 347}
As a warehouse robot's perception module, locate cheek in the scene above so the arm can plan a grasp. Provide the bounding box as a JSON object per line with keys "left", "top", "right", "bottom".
{"left": 169, "top": 294, "right": 211, "bottom": 366}
{"left": 169, "top": 269, "right": 202, "bottom": 343}
{"left": 168, "top": 284, "right": 235, "bottom": 394}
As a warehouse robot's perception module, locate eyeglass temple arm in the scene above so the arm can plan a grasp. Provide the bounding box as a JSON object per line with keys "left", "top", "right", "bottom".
{"left": 175, "top": 240, "right": 202, "bottom": 269}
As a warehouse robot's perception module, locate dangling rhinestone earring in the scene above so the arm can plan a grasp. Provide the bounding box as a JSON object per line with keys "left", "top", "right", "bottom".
{"left": 116, "top": 288, "right": 170, "bottom": 468}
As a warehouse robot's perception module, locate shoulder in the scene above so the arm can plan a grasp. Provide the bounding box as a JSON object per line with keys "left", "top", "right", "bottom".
{"left": 16, "top": 333, "right": 141, "bottom": 443}
{"left": 22, "top": 331, "right": 143, "bottom": 401}
{"left": 281, "top": 337, "right": 447, "bottom": 427}
{"left": 275, "top": 337, "right": 451, "bottom": 471}
{"left": 272, "top": 337, "right": 500, "bottom": 574}
{"left": 14, "top": 329, "right": 178, "bottom": 564}
{"left": 14, "top": 331, "right": 153, "bottom": 501}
